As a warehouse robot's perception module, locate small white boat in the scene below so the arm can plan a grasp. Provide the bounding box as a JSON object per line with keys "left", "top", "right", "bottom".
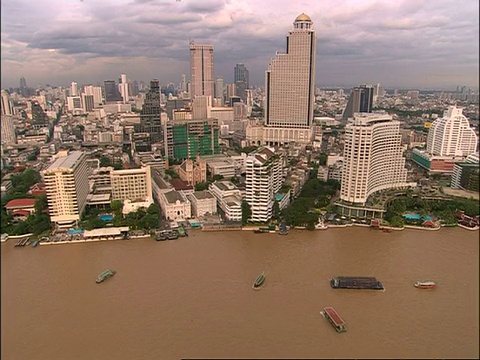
{"left": 414, "top": 281, "right": 437, "bottom": 289}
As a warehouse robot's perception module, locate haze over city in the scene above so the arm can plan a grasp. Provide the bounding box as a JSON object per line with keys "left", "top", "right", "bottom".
{"left": 1, "top": 0, "right": 479, "bottom": 90}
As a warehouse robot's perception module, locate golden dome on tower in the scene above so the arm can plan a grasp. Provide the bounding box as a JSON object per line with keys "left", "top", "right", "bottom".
{"left": 295, "top": 13, "right": 312, "bottom": 22}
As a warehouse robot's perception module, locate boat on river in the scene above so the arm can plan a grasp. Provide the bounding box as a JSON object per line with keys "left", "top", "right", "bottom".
{"left": 252, "top": 271, "right": 266, "bottom": 290}
{"left": 96, "top": 269, "right": 116, "bottom": 283}
{"left": 414, "top": 281, "right": 437, "bottom": 289}
{"left": 278, "top": 223, "right": 288, "bottom": 235}
{"left": 321, "top": 307, "right": 347, "bottom": 333}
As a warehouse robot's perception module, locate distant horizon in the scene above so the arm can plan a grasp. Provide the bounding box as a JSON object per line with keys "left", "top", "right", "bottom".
{"left": 1, "top": 0, "right": 478, "bottom": 90}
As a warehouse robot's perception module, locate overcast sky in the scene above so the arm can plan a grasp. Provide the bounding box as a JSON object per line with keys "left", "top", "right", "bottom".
{"left": 1, "top": 0, "right": 479, "bottom": 90}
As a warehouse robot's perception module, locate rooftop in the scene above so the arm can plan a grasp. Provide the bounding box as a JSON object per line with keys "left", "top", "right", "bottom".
{"left": 5, "top": 198, "right": 37, "bottom": 209}
{"left": 46, "top": 151, "right": 85, "bottom": 171}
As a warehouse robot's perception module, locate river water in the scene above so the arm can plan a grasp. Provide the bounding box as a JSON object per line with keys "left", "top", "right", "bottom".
{"left": 1, "top": 227, "right": 478, "bottom": 359}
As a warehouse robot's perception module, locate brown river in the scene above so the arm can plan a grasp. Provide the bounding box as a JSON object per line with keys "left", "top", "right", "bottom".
{"left": 1, "top": 227, "right": 479, "bottom": 359}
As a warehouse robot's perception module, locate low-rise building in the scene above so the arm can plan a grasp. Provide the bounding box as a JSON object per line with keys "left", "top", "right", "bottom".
{"left": 159, "top": 190, "right": 191, "bottom": 221}
{"left": 209, "top": 180, "right": 242, "bottom": 222}
{"left": 187, "top": 191, "right": 217, "bottom": 218}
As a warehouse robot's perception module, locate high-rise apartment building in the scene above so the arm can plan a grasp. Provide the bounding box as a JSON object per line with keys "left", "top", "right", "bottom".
{"left": 1, "top": 115, "right": 16, "bottom": 145}
{"left": 84, "top": 85, "right": 103, "bottom": 106}
{"left": 119, "top": 74, "right": 129, "bottom": 104}
{"left": 340, "top": 112, "right": 412, "bottom": 205}
{"left": 263, "top": 13, "right": 316, "bottom": 145}
{"left": 342, "top": 84, "right": 374, "bottom": 120}
{"left": 110, "top": 166, "right": 153, "bottom": 202}
{"left": 42, "top": 151, "right": 90, "bottom": 227}
{"left": 426, "top": 106, "right": 478, "bottom": 157}
{"left": 82, "top": 94, "right": 94, "bottom": 112}
{"left": 245, "top": 147, "right": 283, "bottom": 222}
{"left": 190, "top": 42, "right": 214, "bottom": 99}
{"left": 70, "top": 81, "right": 78, "bottom": 97}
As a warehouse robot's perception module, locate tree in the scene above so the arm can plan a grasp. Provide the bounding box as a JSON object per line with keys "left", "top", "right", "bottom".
{"left": 241, "top": 200, "right": 251, "bottom": 225}
{"left": 35, "top": 195, "right": 48, "bottom": 215}
{"left": 212, "top": 174, "right": 224, "bottom": 181}
{"left": 195, "top": 182, "right": 209, "bottom": 191}
{"left": 272, "top": 200, "right": 280, "bottom": 221}
{"left": 100, "top": 156, "right": 111, "bottom": 167}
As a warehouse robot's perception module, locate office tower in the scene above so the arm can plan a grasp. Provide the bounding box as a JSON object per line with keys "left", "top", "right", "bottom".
{"left": 82, "top": 94, "right": 94, "bottom": 112}
{"left": 70, "top": 81, "right": 78, "bottom": 96}
{"left": 1, "top": 115, "right": 16, "bottom": 145}
{"left": 67, "top": 96, "right": 83, "bottom": 112}
{"left": 84, "top": 85, "right": 103, "bottom": 106}
{"left": 135, "top": 79, "right": 162, "bottom": 146}
{"left": 245, "top": 147, "right": 283, "bottom": 222}
{"left": 263, "top": 13, "right": 316, "bottom": 145}
{"left": 119, "top": 74, "right": 129, "bottom": 104}
{"left": 1, "top": 90, "right": 13, "bottom": 115}
{"left": 164, "top": 119, "right": 219, "bottom": 161}
{"left": 234, "top": 63, "right": 249, "bottom": 103}
{"left": 189, "top": 41, "right": 214, "bottom": 98}
{"left": 342, "top": 84, "right": 374, "bottom": 120}
{"left": 132, "top": 80, "right": 139, "bottom": 96}
{"left": 42, "top": 151, "right": 90, "bottom": 227}
{"left": 31, "top": 100, "right": 49, "bottom": 128}
{"left": 215, "top": 78, "right": 224, "bottom": 102}
{"left": 426, "top": 106, "right": 478, "bottom": 157}
{"left": 111, "top": 166, "right": 153, "bottom": 202}
{"left": 192, "top": 95, "right": 212, "bottom": 120}
{"left": 19, "top": 76, "right": 27, "bottom": 97}
{"left": 340, "top": 112, "right": 410, "bottom": 205}
{"left": 104, "top": 80, "right": 122, "bottom": 102}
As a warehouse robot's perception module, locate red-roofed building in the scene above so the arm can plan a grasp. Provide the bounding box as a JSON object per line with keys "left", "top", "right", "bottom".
{"left": 170, "top": 178, "right": 194, "bottom": 192}
{"left": 4, "top": 198, "right": 36, "bottom": 215}
{"left": 28, "top": 183, "right": 47, "bottom": 196}
{"left": 11, "top": 209, "right": 31, "bottom": 221}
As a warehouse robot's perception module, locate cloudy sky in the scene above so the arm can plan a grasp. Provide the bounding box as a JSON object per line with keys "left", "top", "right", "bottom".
{"left": 1, "top": 0, "right": 479, "bottom": 90}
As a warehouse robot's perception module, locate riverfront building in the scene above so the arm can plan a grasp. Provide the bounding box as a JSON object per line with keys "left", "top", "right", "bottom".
{"left": 209, "top": 180, "right": 243, "bottom": 222}
{"left": 340, "top": 112, "right": 413, "bottom": 205}
{"left": 110, "top": 166, "right": 153, "bottom": 203}
{"left": 42, "top": 151, "right": 90, "bottom": 228}
{"left": 245, "top": 147, "right": 283, "bottom": 222}
{"left": 261, "top": 13, "right": 316, "bottom": 146}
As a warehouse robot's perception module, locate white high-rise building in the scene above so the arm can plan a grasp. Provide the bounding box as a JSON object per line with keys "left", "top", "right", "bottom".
{"left": 426, "top": 106, "right": 478, "bottom": 157}
{"left": 42, "top": 151, "right": 90, "bottom": 227}
{"left": 340, "top": 112, "right": 412, "bottom": 205}
{"left": 119, "top": 74, "right": 129, "bottom": 104}
{"left": 110, "top": 166, "right": 153, "bottom": 203}
{"left": 70, "top": 81, "right": 78, "bottom": 96}
{"left": 1, "top": 90, "right": 13, "bottom": 115}
{"left": 245, "top": 147, "right": 283, "bottom": 222}
{"left": 263, "top": 13, "right": 316, "bottom": 145}
{"left": 190, "top": 42, "right": 214, "bottom": 99}
{"left": 84, "top": 85, "right": 103, "bottom": 106}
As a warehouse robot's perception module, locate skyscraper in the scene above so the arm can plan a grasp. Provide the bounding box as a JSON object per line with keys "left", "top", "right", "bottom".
{"left": 134, "top": 79, "right": 162, "bottom": 147}
{"left": 70, "top": 81, "right": 78, "bottom": 97}
{"left": 342, "top": 84, "right": 374, "bottom": 120}
{"left": 119, "top": 74, "right": 129, "bottom": 104}
{"left": 190, "top": 42, "right": 214, "bottom": 99}
{"left": 340, "top": 112, "right": 411, "bottom": 205}
{"left": 19, "top": 76, "right": 27, "bottom": 97}
{"left": 104, "top": 80, "right": 122, "bottom": 102}
{"left": 1, "top": 90, "right": 13, "bottom": 116}
{"left": 263, "top": 13, "right": 316, "bottom": 145}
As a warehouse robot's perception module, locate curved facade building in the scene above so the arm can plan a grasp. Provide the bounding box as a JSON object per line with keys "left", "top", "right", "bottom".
{"left": 340, "top": 112, "right": 411, "bottom": 205}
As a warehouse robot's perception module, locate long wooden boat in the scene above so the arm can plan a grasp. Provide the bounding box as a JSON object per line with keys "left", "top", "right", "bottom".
{"left": 252, "top": 271, "right": 266, "bottom": 290}
{"left": 414, "top": 281, "right": 437, "bottom": 289}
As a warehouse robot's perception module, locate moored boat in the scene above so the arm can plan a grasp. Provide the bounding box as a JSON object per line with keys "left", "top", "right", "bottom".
{"left": 414, "top": 281, "right": 437, "bottom": 289}
{"left": 330, "top": 276, "right": 384, "bottom": 290}
{"left": 278, "top": 223, "right": 288, "bottom": 235}
{"left": 96, "top": 269, "right": 116, "bottom": 283}
{"left": 321, "top": 307, "right": 347, "bottom": 333}
{"left": 252, "top": 271, "right": 266, "bottom": 290}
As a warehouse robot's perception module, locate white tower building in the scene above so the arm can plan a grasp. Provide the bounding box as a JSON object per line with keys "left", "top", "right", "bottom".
{"left": 42, "top": 151, "right": 90, "bottom": 228}
{"left": 84, "top": 85, "right": 103, "bottom": 106}
{"left": 263, "top": 13, "right": 316, "bottom": 145}
{"left": 119, "top": 74, "right": 130, "bottom": 104}
{"left": 70, "top": 81, "right": 78, "bottom": 96}
{"left": 190, "top": 42, "right": 214, "bottom": 99}
{"left": 1, "top": 90, "right": 13, "bottom": 116}
{"left": 245, "top": 147, "right": 283, "bottom": 222}
{"left": 340, "top": 112, "right": 412, "bottom": 205}
{"left": 426, "top": 106, "right": 478, "bottom": 157}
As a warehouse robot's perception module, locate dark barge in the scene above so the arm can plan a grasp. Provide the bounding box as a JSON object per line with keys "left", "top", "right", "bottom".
{"left": 330, "top": 276, "right": 384, "bottom": 290}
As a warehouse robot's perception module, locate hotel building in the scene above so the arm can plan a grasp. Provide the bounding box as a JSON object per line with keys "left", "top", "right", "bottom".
{"left": 43, "top": 151, "right": 90, "bottom": 227}
{"left": 340, "top": 112, "right": 413, "bottom": 205}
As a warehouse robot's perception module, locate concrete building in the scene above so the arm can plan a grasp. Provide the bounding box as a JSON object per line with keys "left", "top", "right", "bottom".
{"left": 342, "top": 84, "right": 374, "bottom": 120}
{"left": 340, "top": 112, "right": 413, "bottom": 205}
{"left": 1, "top": 115, "right": 16, "bottom": 145}
{"left": 119, "top": 74, "right": 129, "bottom": 104}
{"left": 110, "top": 166, "right": 153, "bottom": 203}
{"left": 190, "top": 42, "right": 214, "bottom": 99}
{"left": 209, "top": 180, "right": 243, "bottom": 222}
{"left": 206, "top": 159, "right": 236, "bottom": 179}
{"left": 1, "top": 90, "right": 13, "bottom": 116}
{"left": 245, "top": 147, "right": 283, "bottom": 222}
{"left": 263, "top": 13, "right": 316, "bottom": 145}
{"left": 84, "top": 85, "right": 103, "bottom": 106}
{"left": 187, "top": 190, "right": 217, "bottom": 218}
{"left": 451, "top": 152, "right": 480, "bottom": 191}
{"left": 42, "top": 151, "right": 90, "bottom": 227}
{"left": 426, "top": 106, "right": 478, "bottom": 157}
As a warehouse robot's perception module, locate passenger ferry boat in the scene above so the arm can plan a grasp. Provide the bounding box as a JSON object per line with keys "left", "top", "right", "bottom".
{"left": 414, "top": 281, "right": 437, "bottom": 289}
{"left": 321, "top": 307, "right": 347, "bottom": 333}
{"left": 252, "top": 272, "right": 266, "bottom": 290}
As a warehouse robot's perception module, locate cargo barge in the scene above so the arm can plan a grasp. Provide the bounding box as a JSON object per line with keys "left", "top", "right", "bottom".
{"left": 321, "top": 307, "right": 347, "bottom": 333}
{"left": 330, "top": 276, "right": 384, "bottom": 290}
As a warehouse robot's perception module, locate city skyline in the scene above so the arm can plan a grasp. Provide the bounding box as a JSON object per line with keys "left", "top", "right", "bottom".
{"left": 1, "top": 0, "right": 479, "bottom": 90}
